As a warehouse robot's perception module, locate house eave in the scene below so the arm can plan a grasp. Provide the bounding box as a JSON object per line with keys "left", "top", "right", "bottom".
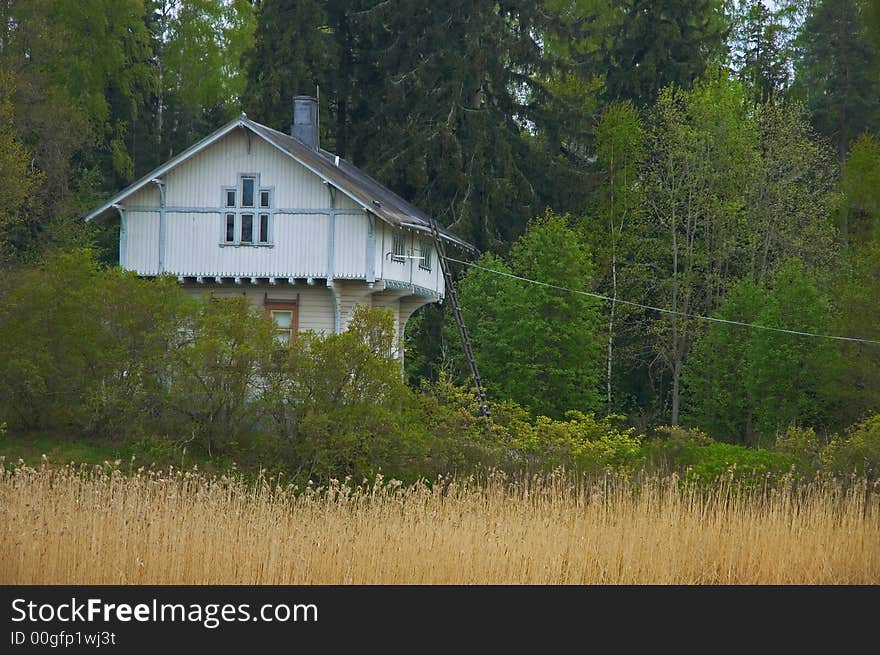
{"left": 83, "top": 116, "right": 249, "bottom": 222}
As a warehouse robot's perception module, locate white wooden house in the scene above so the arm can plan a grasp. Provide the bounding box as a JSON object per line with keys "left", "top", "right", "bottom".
{"left": 85, "top": 96, "right": 475, "bottom": 356}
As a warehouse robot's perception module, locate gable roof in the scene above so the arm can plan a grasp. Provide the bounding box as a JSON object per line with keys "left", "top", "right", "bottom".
{"left": 84, "top": 114, "right": 476, "bottom": 253}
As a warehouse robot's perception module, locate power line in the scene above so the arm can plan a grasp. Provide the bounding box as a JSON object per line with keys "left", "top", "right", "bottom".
{"left": 445, "top": 257, "right": 880, "bottom": 346}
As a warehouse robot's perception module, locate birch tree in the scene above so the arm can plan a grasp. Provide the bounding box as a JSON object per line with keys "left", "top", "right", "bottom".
{"left": 641, "top": 78, "right": 758, "bottom": 424}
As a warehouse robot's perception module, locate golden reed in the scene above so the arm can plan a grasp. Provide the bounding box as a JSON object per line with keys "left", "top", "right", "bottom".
{"left": 2, "top": 461, "right": 878, "bottom": 584}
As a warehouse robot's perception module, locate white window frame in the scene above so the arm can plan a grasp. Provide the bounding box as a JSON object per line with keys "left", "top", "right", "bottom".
{"left": 391, "top": 233, "right": 406, "bottom": 263}
{"left": 220, "top": 174, "right": 274, "bottom": 247}
{"left": 419, "top": 238, "right": 432, "bottom": 271}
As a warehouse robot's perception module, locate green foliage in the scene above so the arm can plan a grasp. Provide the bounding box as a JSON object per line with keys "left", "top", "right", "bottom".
{"left": 792, "top": 0, "right": 880, "bottom": 162}
{"left": 0, "top": 250, "right": 192, "bottom": 437}
{"left": 259, "top": 305, "right": 425, "bottom": 482}
{"left": 840, "top": 132, "right": 880, "bottom": 244}
{"left": 817, "top": 242, "right": 880, "bottom": 429}
{"left": 639, "top": 76, "right": 760, "bottom": 422}
{"left": 746, "top": 262, "right": 833, "bottom": 439}
{"left": 821, "top": 413, "right": 880, "bottom": 478}
{"left": 749, "top": 101, "right": 838, "bottom": 283}
{"left": 164, "top": 295, "right": 274, "bottom": 455}
{"left": 164, "top": 0, "right": 255, "bottom": 112}
{"left": 730, "top": 0, "right": 796, "bottom": 105}
{"left": 604, "top": 0, "right": 728, "bottom": 107}
{"left": 415, "top": 374, "right": 513, "bottom": 475}
{"left": 456, "top": 212, "right": 604, "bottom": 418}
{"left": 683, "top": 442, "right": 801, "bottom": 486}
{"left": 509, "top": 411, "right": 644, "bottom": 473}
{"left": 654, "top": 424, "right": 713, "bottom": 447}
{"left": 774, "top": 425, "right": 822, "bottom": 467}
{"left": 683, "top": 260, "right": 832, "bottom": 444}
{"left": 0, "top": 71, "right": 43, "bottom": 258}
{"left": 157, "top": 0, "right": 256, "bottom": 159}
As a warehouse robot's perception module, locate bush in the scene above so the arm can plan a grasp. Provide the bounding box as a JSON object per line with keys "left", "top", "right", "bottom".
{"left": 258, "top": 306, "right": 427, "bottom": 483}
{"left": 164, "top": 295, "right": 274, "bottom": 456}
{"left": 773, "top": 425, "right": 822, "bottom": 467}
{"left": 416, "top": 374, "right": 511, "bottom": 475}
{"left": 821, "top": 414, "right": 880, "bottom": 478}
{"left": 684, "top": 442, "right": 800, "bottom": 486}
{"left": 506, "top": 411, "right": 644, "bottom": 474}
{"left": 0, "top": 250, "right": 191, "bottom": 438}
{"left": 642, "top": 425, "right": 713, "bottom": 472}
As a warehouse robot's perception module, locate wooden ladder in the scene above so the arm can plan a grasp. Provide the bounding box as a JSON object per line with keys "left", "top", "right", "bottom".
{"left": 430, "top": 220, "right": 490, "bottom": 417}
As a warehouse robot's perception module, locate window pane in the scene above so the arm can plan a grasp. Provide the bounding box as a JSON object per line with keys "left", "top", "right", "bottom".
{"left": 260, "top": 190, "right": 270, "bottom": 208}
{"left": 242, "top": 177, "right": 255, "bottom": 207}
{"left": 274, "top": 331, "right": 290, "bottom": 345}
{"left": 226, "top": 189, "right": 236, "bottom": 207}
{"left": 241, "top": 214, "right": 253, "bottom": 242}
{"left": 420, "top": 239, "right": 431, "bottom": 269}
{"left": 259, "top": 214, "right": 269, "bottom": 243}
{"left": 272, "top": 311, "right": 292, "bottom": 329}
{"left": 225, "top": 214, "right": 235, "bottom": 242}
{"left": 392, "top": 235, "right": 405, "bottom": 261}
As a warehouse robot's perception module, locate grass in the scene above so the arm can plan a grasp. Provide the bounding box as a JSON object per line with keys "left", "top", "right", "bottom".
{"left": 2, "top": 461, "right": 879, "bottom": 584}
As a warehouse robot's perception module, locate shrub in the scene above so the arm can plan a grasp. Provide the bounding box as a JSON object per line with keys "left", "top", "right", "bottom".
{"left": 416, "top": 374, "right": 510, "bottom": 475}
{"left": 0, "top": 250, "right": 191, "bottom": 438}
{"left": 821, "top": 414, "right": 880, "bottom": 478}
{"left": 164, "top": 295, "right": 274, "bottom": 456}
{"left": 507, "top": 411, "right": 644, "bottom": 474}
{"left": 643, "top": 425, "right": 714, "bottom": 472}
{"left": 774, "top": 425, "right": 822, "bottom": 467}
{"left": 259, "top": 306, "right": 427, "bottom": 483}
{"left": 684, "top": 442, "right": 800, "bottom": 486}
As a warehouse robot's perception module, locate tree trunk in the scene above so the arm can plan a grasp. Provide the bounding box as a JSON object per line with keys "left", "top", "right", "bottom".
{"left": 671, "top": 357, "right": 682, "bottom": 425}
{"left": 607, "top": 250, "right": 616, "bottom": 408}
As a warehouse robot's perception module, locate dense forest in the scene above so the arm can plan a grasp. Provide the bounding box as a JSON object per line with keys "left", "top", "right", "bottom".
{"left": 1, "top": 0, "right": 879, "bottom": 479}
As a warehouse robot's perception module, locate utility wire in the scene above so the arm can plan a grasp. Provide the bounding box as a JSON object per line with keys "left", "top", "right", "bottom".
{"left": 445, "top": 257, "right": 880, "bottom": 346}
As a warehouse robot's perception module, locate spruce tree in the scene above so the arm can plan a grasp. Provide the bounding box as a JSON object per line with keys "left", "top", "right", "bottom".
{"left": 793, "top": 0, "right": 880, "bottom": 164}
{"left": 603, "top": 0, "right": 727, "bottom": 107}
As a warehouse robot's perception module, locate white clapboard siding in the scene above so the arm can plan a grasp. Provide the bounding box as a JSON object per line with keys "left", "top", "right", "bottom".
{"left": 332, "top": 214, "right": 368, "bottom": 279}
{"left": 371, "top": 292, "right": 403, "bottom": 344}
{"left": 373, "top": 223, "right": 443, "bottom": 296}
{"left": 165, "top": 129, "right": 330, "bottom": 209}
{"left": 162, "top": 211, "right": 331, "bottom": 278}
{"left": 125, "top": 211, "right": 160, "bottom": 275}
{"left": 334, "top": 280, "right": 378, "bottom": 332}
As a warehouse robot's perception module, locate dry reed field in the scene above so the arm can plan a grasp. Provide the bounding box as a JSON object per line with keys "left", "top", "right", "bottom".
{"left": 2, "top": 460, "right": 879, "bottom": 584}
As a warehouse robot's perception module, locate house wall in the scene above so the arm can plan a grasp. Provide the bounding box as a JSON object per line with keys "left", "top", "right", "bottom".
{"left": 120, "top": 129, "right": 376, "bottom": 283}
{"left": 124, "top": 210, "right": 160, "bottom": 275}
{"left": 374, "top": 222, "right": 444, "bottom": 297}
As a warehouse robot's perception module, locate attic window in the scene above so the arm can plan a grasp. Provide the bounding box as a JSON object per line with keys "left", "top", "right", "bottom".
{"left": 220, "top": 175, "right": 274, "bottom": 247}
{"left": 391, "top": 234, "right": 406, "bottom": 263}
{"left": 241, "top": 177, "right": 255, "bottom": 207}
{"left": 419, "top": 238, "right": 432, "bottom": 271}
